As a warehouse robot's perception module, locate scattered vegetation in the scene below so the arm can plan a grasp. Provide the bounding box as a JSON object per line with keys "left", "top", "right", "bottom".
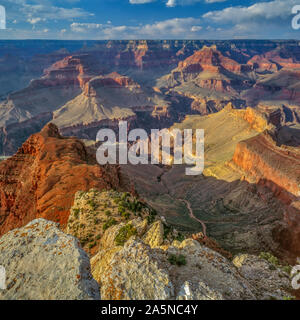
{"left": 168, "top": 254, "right": 187, "bottom": 266}
{"left": 88, "top": 241, "right": 97, "bottom": 249}
{"left": 115, "top": 224, "right": 137, "bottom": 246}
{"left": 103, "top": 218, "right": 117, "bottom": 231}
{"left": 73, "top": 208, "right": 80, "bottom": 219}
{"left": 163, "top": 224, "right": 172, "bottom": 240}
{"left": 283, "top": 296, "right": 296, "bottom": 301}
{"left": 87, "top": 199, "right": 97, "bottom": 210}
{"left": 175, "top": 233, "right": 185, "bottom": 242}
{"left": 68, "top": 189, "right": 159, "bottom": 252}
{"left": 259, "top": 252, "right": 292, "bottom": 274}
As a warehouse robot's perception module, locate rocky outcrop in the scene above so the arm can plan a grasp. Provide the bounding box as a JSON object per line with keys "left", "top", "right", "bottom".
{"left": 66, "top": 189, "right": 151, "bottom": 255}
{"left": 232, "top": 132, "right": 300, "bottom": 202}
{"left": 247, "top": 46, "right": 300, "bottom": 71}
{"left": 92, "top": 237, "right": 255, "bottom": 300}
{"left": 44, "top": 54, "right": 102, "bottom": 88}
{"left": 165, "top": 46, "right": 253, "bottom": 95}
{"left": 83, "top": 72, "right": 139, "bottom": 97}
{"left": 143, "top": 220, "right": 164, "bottom": 248}
{"left": 0, "top": 124, "right": 121, "bottom": 236}
{"left": 243, "top": 69, "right": 300, "bottom": 110}
{"left": 233, "top": 254, "right": 291, "bottom": 300}
{"left": 232, "top": 130, "right": 300, "bottom": 259}
{"left": 0, "top": 219, "right": 100, "bottom": 300}
{"left": 91, "top": 227, "right": 294, "bottom": 300}
{"left": 178, "top": 45, "right": 252, "bottom": 75}
{"left": 247, "top": 55, "right": 279, "bottom": 72}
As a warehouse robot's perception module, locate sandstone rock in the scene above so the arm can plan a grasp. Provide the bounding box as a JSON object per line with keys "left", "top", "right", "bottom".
{"left": 0, "top": 124, "right": 121, "bottom": 236}
{"left": 233, "top": 254, "right": 291, "bottom": 300}
{"left": 66, "top": 189, "right": 152, "bottom": 254}
{"left": 143, "top": 220, "right": 164, "bottom": 248}
{"left": 92, "top": 236, "right": 258, "bottom": 300}
{"left": 0, "top": 219, "right": 100, "bottom": 300}
{"left": 98, "top": 239, "right": 174, "bottom": 300}
{"left": 177, "top": 279, "right": 224, "bottom": 300}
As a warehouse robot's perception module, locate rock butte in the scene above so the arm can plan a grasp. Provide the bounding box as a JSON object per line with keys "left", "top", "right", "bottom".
{"left": 0, "top": 123, "right": 122, "bottom": 236}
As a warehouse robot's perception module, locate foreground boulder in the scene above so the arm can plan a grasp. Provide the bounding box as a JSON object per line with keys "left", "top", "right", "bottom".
{"left": 0, "top": 219, "right": 100, "bottom": 300}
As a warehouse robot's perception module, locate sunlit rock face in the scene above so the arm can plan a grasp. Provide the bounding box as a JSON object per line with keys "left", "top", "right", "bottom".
{"left": 0, "top": 123, "right": 121, "bottom": 236}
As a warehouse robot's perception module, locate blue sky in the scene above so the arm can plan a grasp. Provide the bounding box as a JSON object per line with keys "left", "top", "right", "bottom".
{"left": 0, "top": 0, "right": 299, "bottom": 39}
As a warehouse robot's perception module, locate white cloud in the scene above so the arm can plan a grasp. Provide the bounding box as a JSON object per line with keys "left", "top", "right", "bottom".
{"left": 129, "top": 0, "right": 226, "bottom": 6}
{"left": 71, "top": 23, "right": 103, "bottom": 32}
{"left": 129, "top": 0, "right": 156, "bottom": 3}
{"left": 166, "top": 0, "right": 226, "bottom": 7}
{"left": 191, "top": 25, "right": 202, "bottom": 32}
{"left": 69, "top": 17, "right": 203, "bottom": 39}
{"left": 201, "top": 0, "right": 300, "bottom": 39}
{"left": 203, "top": 0, "right": 298, "bottom": 24}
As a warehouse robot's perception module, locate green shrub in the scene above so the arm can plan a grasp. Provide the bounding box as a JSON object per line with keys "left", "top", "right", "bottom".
{"left": 259, "top": 252, "right": 279, "bottom": 266}
{"left": 260, "top": 252, "right": 292, "bottom": 275}
{"left": 163, "top": 224, "right": 172, "bottom": 239}
{"left": 103, "top": 218, "right": 117, "bottom": 231}
{"left": 73, "top": 208, "right": 80, "bottom": 219}
{"left": 168, "top": 254, "right": 187, "bottom": 266}
{"left": 121, "top": 211, "right": 130, "bottom": 220}
{"left": 281, "top": 265, "right": 292, "bottom": 275}
{"left": 283, "top": 296, "right": 295, "bottom": 301}
{"left": 115, "top": 224, "right": 137, "bottom": 246}
{"left": 88, "top": 242, "right": 97, "bottom": 249}
{"left": 94, "top": 218, "right": 100, "bottom": 224}
{"left": 175, "top": 233, "right": 185, "bottom": 242}
{"left": 87, "top": 199, "right": 97, "bottom": 210}
{"left": 105, "top": 210, "right": 111, "bottom": 217}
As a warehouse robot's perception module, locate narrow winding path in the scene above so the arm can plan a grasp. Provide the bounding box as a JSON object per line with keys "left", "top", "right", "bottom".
{"left": 178, "top": 198, "right": 207, "bottom": 238}
{"left": 157, "top": 168, "right": 208, "bottom": 238}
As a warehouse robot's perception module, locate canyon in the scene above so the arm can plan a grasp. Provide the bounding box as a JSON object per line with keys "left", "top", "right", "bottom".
{"left": 0, "top": 40, "right": 299, "bottom": 299}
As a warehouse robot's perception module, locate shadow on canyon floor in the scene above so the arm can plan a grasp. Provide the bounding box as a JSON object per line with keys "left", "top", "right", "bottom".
{"left": 121, "top": 163, "right": 300, "bottom": 263}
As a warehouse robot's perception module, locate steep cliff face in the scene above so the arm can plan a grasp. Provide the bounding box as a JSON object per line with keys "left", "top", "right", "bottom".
{"left": 232, "top": 132, "right": 300, "bottom": 202}
{"left": 247, "top": 46, "right": 300, "bottom": 71}
{"left": 232, "top": 131, "right": 300, "bottom": 257}
{"left": 51, "top": 72, "right": 171, "bottom": 138}
{"left": 247, "top": 55, "right": 279, "bottom": 72}
{"left": 178, "top": 45, "right": 252, "bottom": 75}
{"left": 166, "top": 45, "right": 253, "bottom": 94}
{"left": 44, "top": 54, "right": 103, "bottom": 88}
{"left": 0, "top": 123, "right": 121, "bottom": 236}
{"left": 243, "top": 69, "right": 300, "bottom": 111}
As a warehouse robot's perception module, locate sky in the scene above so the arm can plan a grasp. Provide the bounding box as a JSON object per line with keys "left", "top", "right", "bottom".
{"left": 0, "top": 0, "right": 300, "bottom": 39}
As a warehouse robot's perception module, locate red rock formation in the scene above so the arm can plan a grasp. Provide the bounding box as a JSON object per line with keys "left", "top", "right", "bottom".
{"left": 83, "top": 73, "right": 139, "bottom": 97}
{"left": 232, "top": 132, "right": 300, "bottom": 258}
{"left": 43, "top": 54, "right": 102, "bottom": 88}
{"left": 168, "top": 46, "right": 253, "bottom": 95}
{"left": 247, "top": 55, "right": 279, "bottom": 72}
{"left": 232, "top": 132, "right": 300, "bottom": 202}
{"left": 0, "top": 123, "right": 121, "bottom": 236}
{"left": 178, "top": 45, "right": 252, "bottom": 75}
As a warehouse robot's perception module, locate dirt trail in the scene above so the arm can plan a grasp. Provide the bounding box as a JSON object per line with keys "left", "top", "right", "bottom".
{"left": 158, "top": 168, "right": 208, "bottom": 237}
{"left": 179, "top": 198, "right": 207, "bottom": 238}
